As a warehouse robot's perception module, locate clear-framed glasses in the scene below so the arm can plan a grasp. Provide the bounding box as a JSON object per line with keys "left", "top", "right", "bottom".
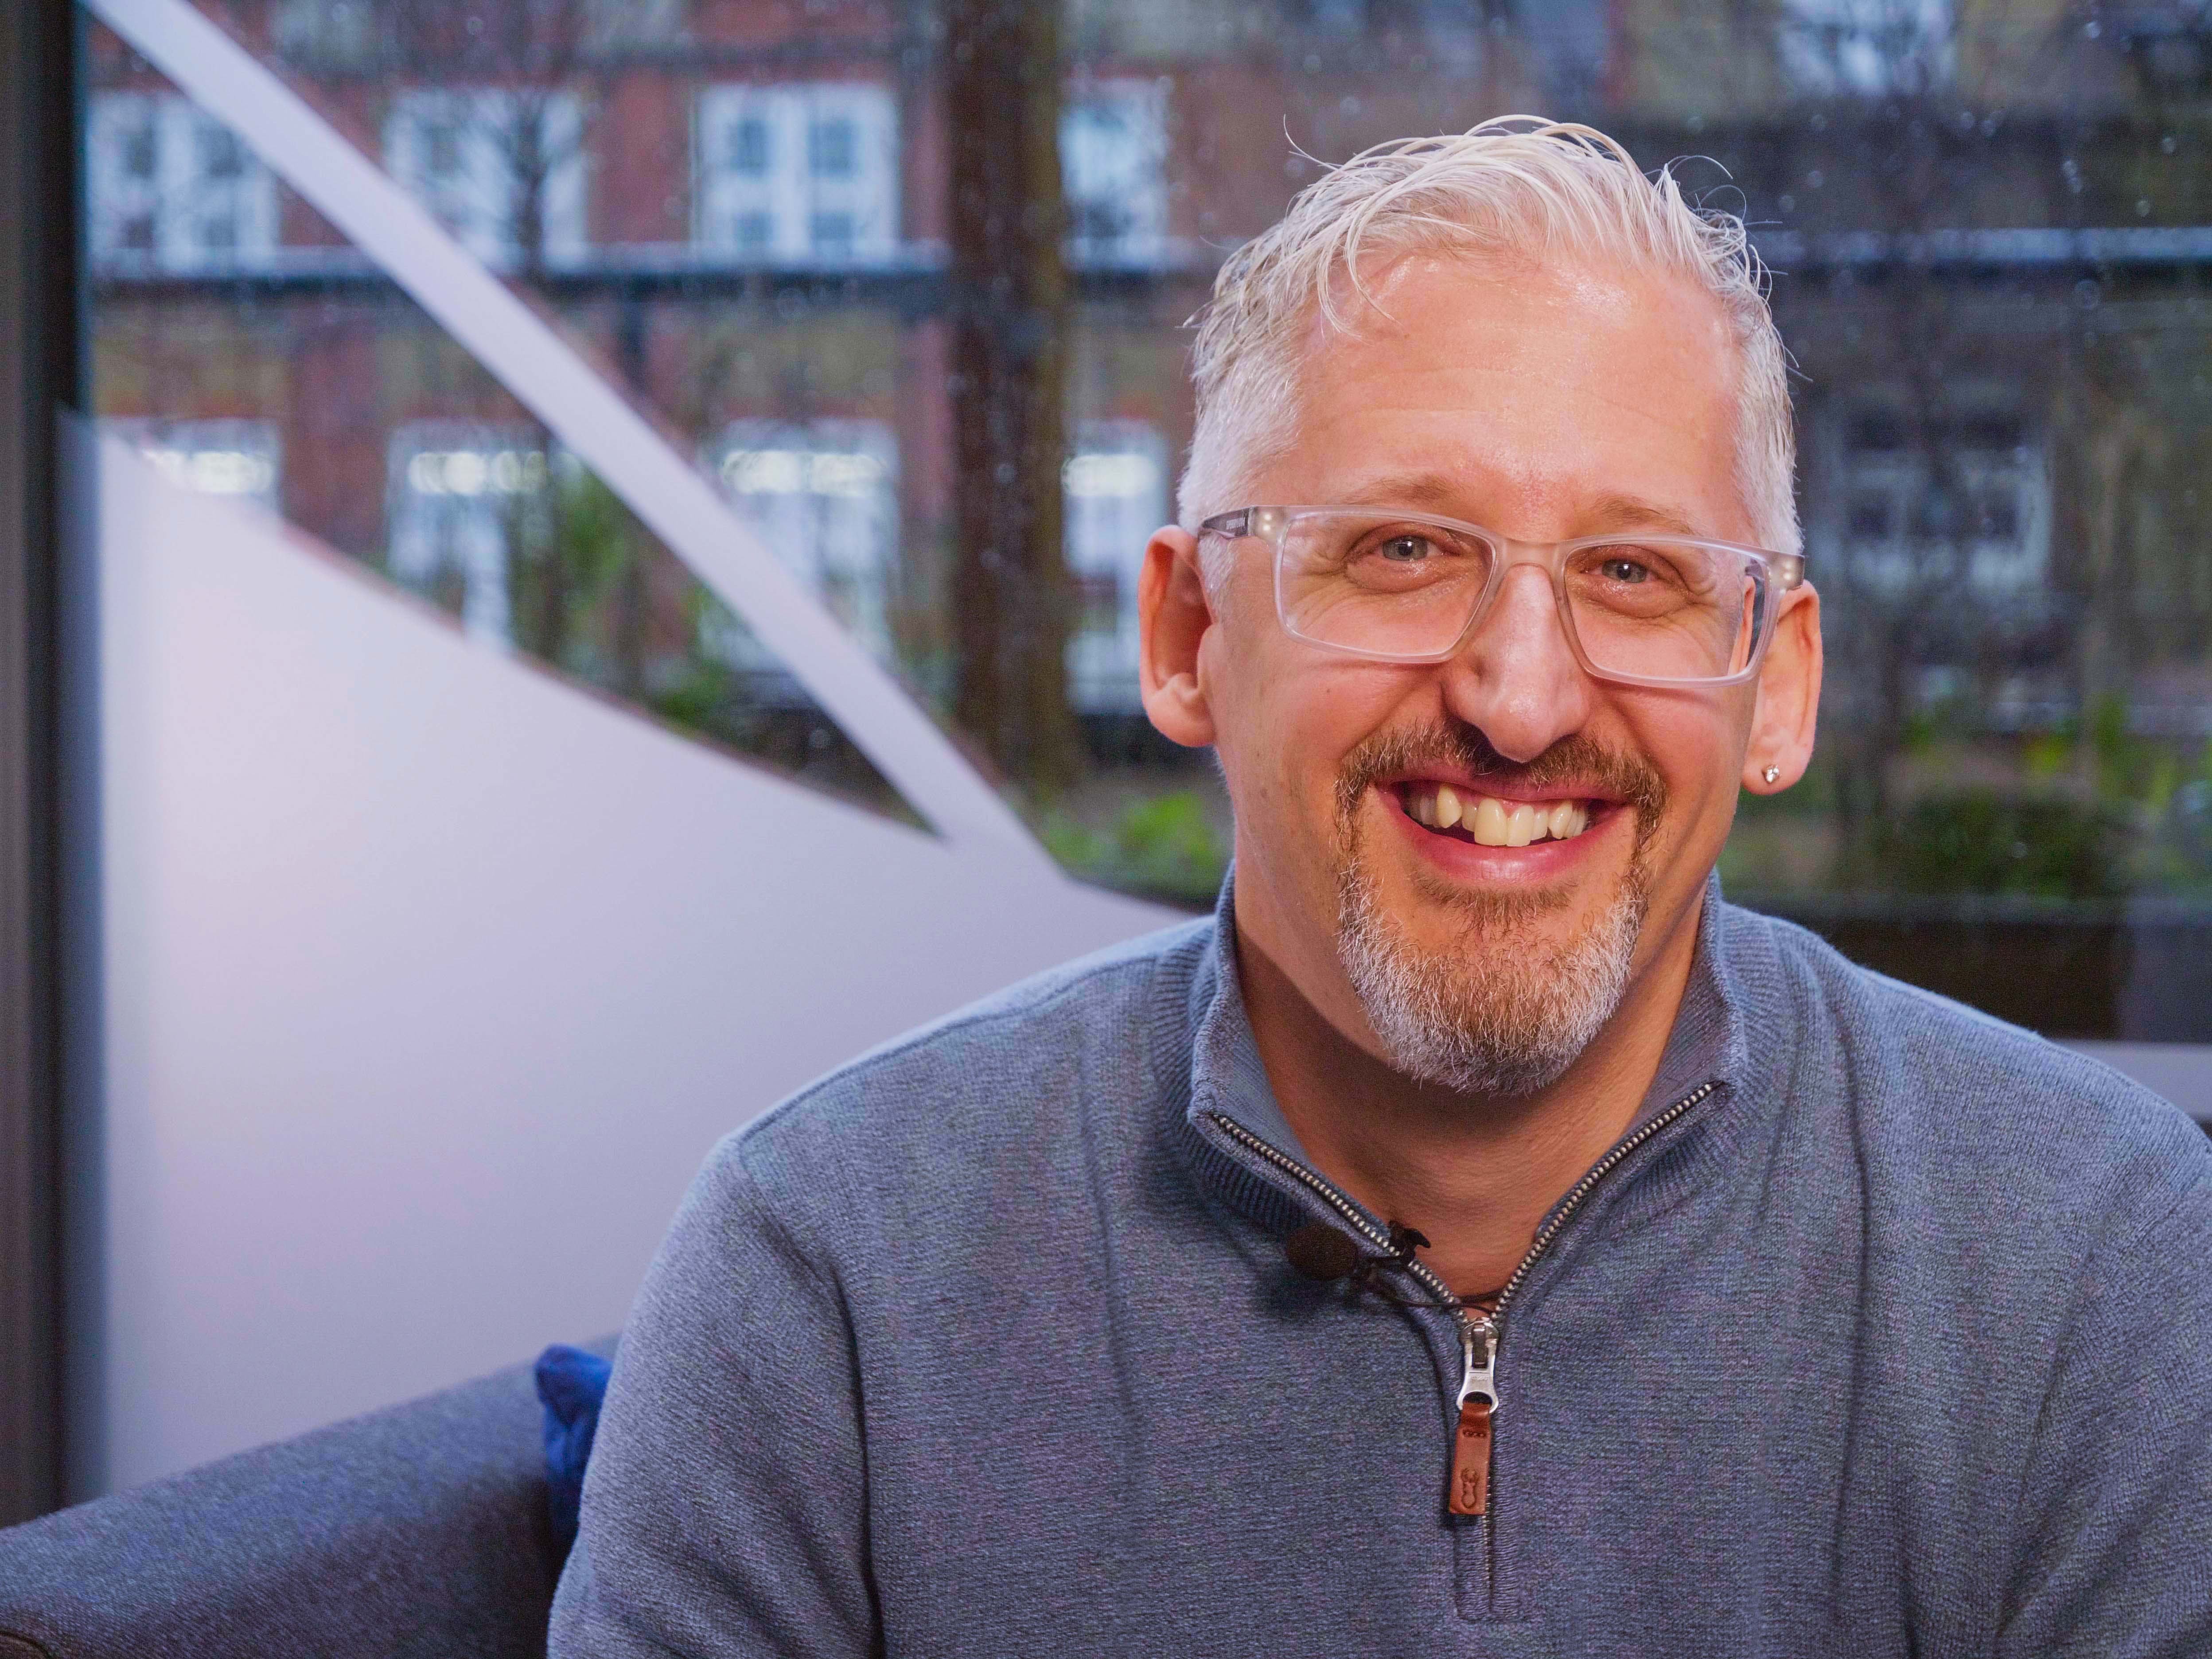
{"left": 1198, "top": 505, "right": 1808, "bottom": 689}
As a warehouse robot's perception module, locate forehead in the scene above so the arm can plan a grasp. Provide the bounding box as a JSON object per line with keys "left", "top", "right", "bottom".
{"left": 1276, "top": 249, "right": 1749, "bottom": 538}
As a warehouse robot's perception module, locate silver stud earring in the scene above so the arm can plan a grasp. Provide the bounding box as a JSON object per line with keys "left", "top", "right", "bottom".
{"left": 1761, "top": 764, "right": 1781, "bottom": 785}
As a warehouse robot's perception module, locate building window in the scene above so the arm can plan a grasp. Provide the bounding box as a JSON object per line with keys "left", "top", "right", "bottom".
{"left": 1064, "top": 421, "right": 1170, "bottom": 713}
{"left": 583, "top": 0, "right": 688, "bottom": 51}
{"left": 694, "top": 86, "right": 897, "bottom": 267}
{"left": 809, "top": 117, "right": 856, "bottom": 179}
{"left": 703, "top": 420, "right": 900, "bottom": 676}
{"left": 88, "top": 93, "right": 278, "bottom": 272}
{"left": 1828, "top": 404, "right": 2048, "bottom": 608}
{"left": 729, "top": 116, "right": 770, "bottom": 177}
{"left": 109, "top": 417, "right": 283, "bottom": 511}
{"left": 1061, "top": 79, "right": 1170, "bottom": 269}
{"left": 386, "top": 421, "right": 558, "bottom": 643}
{"left": 384, "top": 91, "right": 588, "bottom": 268}
{"left": 271, "top": 0, "right": 381, "bottom": 69}
{"left": 1778, "top": 0, "right": 1955, "bottom": 94}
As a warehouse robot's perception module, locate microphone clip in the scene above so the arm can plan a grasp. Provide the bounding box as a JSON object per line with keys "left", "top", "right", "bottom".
{"left": 1284, "top": 1217, "right": 1436, "bottom": 1307}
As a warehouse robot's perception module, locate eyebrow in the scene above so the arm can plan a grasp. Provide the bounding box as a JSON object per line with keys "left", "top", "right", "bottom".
{"left": 1330, "top": 477, "right": 1708, "bottom": 539}
{"left": 1581, "top": 493, "right": 1704, "bottom": 538}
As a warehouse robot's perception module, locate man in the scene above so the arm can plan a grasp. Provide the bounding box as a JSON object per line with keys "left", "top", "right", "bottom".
{"left": 553, "top": 121, "right": 2212, "bottom": 1656}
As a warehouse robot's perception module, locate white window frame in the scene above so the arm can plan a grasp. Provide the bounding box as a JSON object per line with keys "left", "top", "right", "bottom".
{"left": 1826, "top": 406, "right": 2050, "bottom": 605}
{"left": 386, "top": 420, "right": 562, "bottom": 644}
{"left": 106, "top": 417, "right": 283, "bottom": 512}
{"left": 1777, "top": 0, "right": 1955, "bottom": 94}
{"left": 1061, "top": 78, "right": 1169, "bottom": 270}
{"left": 88, "top": 90, "right": 279, "bottom": 272}
{"left": 701, "top": 419, "right": 900, "bottom": 673}
{"left": 1063, "top": 420, "right": 1170, "bottom": 713}
{"left": 384, "top": 89, "right": 588, "bottom": 269}
{"left": 693, "top": 83, "right": 899, "bottom": 268}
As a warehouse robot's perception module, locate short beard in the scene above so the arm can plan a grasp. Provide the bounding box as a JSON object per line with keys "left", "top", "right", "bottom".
{"left": 1331, "top": 724, "right": 1666, "bottom": 1098}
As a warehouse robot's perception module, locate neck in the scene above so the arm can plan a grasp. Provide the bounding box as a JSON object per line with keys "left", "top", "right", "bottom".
{"left": 1233, "top": 886, "right": 1705, "bottom": 1299}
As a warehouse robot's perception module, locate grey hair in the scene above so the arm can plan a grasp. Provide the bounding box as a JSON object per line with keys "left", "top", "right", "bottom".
{"left": 1179, "top": 117, "right": 1798, "bottom": 569}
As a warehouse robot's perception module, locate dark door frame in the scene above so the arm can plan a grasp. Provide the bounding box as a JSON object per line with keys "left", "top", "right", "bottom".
{"left": 0, "top": 0, "right": 81, "bottom": 1525}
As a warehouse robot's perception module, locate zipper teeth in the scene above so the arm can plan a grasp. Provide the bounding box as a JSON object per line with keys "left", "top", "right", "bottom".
{"left": 1204, "top": 1110, "right": 1464, "bottom": 1313}
{"left": 1489, "top": 1080, "right": 1718, "bottom": 1324}
{"left": 1206, "top": 1078, "right": 1717, "bottom": 1332}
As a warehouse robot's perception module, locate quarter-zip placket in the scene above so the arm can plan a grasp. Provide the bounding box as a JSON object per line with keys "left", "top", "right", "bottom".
{"left": 1205, "top": 1078, "right": 1719, "bottom": 1526}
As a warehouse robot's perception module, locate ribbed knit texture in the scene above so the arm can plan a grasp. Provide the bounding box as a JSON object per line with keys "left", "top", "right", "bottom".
{"left": 552, "top": 887, "right": 2212, "bottom": 1657}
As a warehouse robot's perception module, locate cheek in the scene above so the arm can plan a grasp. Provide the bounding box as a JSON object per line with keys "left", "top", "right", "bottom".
{"left": 1210, "top": 640, "right": 1404, "bottom": 824}
{"left": 1621, "top": 694, "right": 1749, "bottom": 842}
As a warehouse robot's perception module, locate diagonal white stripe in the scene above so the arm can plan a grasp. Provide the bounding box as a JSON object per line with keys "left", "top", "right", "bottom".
{"left": 87, "top": 0, "right": 1059, "bottom": 874}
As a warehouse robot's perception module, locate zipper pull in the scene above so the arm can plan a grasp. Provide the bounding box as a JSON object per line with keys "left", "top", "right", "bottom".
{"left": 1450, "top": 1316, "right": 1497, "bottom": 1517}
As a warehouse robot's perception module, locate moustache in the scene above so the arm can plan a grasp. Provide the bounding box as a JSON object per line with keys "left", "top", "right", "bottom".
{"left": 1333, "top": 721, "right": 1670, "bottom": 849}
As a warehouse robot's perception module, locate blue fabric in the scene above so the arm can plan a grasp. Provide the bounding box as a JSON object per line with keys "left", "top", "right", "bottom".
{"left": 0, "top": 1358, "right": 559, "bottom": 1657}
{"left": 534, "top": 1344, "right": 612, "bottom": 1558}
{"left": 552, "top": 885, "right": 2212, "bottom": 1657}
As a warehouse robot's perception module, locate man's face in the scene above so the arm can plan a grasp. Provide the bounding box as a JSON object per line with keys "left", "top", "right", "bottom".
{"left": 1177, "top": 249, "right": 1782, "bottom": 1093}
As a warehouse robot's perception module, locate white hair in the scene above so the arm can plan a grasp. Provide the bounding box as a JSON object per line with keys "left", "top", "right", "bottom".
{"left": 1180, "top": 116, "right": 1799, "bottom": 565}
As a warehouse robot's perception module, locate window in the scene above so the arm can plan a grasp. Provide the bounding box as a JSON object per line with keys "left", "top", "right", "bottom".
{"left": 808, "top": 117, "right": 856, "bottom": 179}
{"left": 1061, "top": 79, "right": 1170, "bottom": 268}
{"left": 386, "top": 422, "right": 555, "bottom": 643}
{"left": 271, "top": 0, "right": 380, "bottom": 68}
{"left": 583, "top": 0, "right": 688, "bottom": 51}
{"left": 63, "top": 0, "right": 2212, "bottom": 1509}
{"left": 87, "top": 92, "right": 276, "bottom": 271}
{"left": 1777, "top": 0, "right": 1955, "bottom": 95}
{"left": 1063, "top": 423, "right": 1169, "bottom": 714}
{"left": 694, "top": 85, "right": 897, "bottom": 267}
{"left": 703, "top": 421, "right": 900, "bottom": 677}
{"left": 384, "top": 90, "right": 588, "bottom": 267}
{"left": 1822, "top": 402, "right": 2049, "bottom": 608}
{"left": 81, "top": 0, "right": 2212, "bottom": 1045}
{"left": 109, "top": 418, "right": 283, "bottom": 513}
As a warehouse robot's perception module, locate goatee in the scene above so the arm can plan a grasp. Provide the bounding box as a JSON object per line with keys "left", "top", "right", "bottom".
{"left": 1331, "top": 723, "right": 1666, "bottom": 1098}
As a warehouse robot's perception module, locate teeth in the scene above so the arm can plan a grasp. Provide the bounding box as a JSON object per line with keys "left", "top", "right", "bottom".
{"left": 1401, "top": 785, "right": 1596, "bottom": 847}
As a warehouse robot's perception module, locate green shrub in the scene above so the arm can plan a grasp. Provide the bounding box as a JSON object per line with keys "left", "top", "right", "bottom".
{"left": 1870, "top": 791, "right": 2127, "bottom": 900}
{"left": 1044, "top": 789, "right": 1228, "bottom": 905}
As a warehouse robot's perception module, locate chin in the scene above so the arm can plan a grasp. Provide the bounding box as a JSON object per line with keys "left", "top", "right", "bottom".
{"left": 1332, "top": 797, "right": 1658, "bottom": 1096}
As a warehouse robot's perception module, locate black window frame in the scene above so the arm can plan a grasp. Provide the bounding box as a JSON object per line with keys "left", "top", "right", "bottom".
{"left": 0, "top": 0, "right": 81, "bottom": 1526}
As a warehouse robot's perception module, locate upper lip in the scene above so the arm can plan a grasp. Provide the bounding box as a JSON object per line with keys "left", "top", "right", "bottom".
{"left": 1380, "top": 771, "right": 1624, "bottom": 806}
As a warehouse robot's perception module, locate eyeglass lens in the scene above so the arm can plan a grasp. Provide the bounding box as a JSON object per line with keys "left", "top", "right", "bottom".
{"left": 1274, "top": 510, "right": 1768, "bottom": 681}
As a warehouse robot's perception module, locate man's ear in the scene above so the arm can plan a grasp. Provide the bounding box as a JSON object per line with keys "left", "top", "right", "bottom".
{"left": 1138, "top": 526, "right": 1217, "bottom": 749}
{"left": 1743, "top": 581, "right": 1821, "bottom": 794}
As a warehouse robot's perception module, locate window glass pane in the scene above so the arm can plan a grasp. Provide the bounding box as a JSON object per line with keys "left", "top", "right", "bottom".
{"left": 87, "top": 49, "right": 911, "bottom": 820}
{"left": 84, "top": 0, "right": 2212, "bottom": 1039}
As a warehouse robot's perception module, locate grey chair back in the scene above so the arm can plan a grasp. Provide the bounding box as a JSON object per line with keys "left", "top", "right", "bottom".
{"left": 0, "top": 1357, "right": 565, "bottom": 1658}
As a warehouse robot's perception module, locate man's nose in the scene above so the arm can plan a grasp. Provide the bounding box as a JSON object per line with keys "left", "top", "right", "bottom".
{"left": 1439, "top": 563, "right": 1595, "bottom": 762}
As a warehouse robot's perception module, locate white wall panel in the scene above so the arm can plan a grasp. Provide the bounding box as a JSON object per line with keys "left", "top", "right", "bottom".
{"left": 73, "top": 436, "right": 1175, "bottom": 1495}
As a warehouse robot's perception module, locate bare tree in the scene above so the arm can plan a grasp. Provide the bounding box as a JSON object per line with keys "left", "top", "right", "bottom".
{"left": 374, "top": 0, "right": 606, "bottom": 280}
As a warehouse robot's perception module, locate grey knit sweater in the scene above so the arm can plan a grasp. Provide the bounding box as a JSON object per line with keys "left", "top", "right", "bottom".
{"left": 551, "top": 887, "right": 2212, "bottom": 1656}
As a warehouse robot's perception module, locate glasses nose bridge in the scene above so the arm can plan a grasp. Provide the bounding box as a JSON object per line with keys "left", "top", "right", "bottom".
{"left": 1449, "top": 534, "right": 1576, "bottom": 658}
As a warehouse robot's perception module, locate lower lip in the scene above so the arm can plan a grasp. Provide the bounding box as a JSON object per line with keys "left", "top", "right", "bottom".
{"left": 1380, "top": 789, "right": 1619, "bottom": 882}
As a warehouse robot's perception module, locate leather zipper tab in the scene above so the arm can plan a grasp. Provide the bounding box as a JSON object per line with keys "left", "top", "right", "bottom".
{"left": 1449, "top": 1396, "right": 1492, "bottom": 1515}
{"left": 1450, "top": 1315, "right": 1496, "bottom": 1516}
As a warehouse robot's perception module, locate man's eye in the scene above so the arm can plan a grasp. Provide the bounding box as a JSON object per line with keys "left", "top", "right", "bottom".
{"left": 1599, "top": 557, "right": 1651, "bottom": 583}
{"left": 1378, "top": 535, "right": 1433, "bottom": 563}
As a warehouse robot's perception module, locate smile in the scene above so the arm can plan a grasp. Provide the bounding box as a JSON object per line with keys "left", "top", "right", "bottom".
{"left": 1394, "top": 781, "right": 1598, "bottom": 847}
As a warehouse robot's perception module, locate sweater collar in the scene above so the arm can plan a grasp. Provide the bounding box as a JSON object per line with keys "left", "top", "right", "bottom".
{"left": 1164, "top": 867, "right": 1749, "bottom": 1241}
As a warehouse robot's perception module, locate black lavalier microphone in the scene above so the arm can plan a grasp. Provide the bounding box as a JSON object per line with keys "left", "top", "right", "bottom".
{"left": 1285, "top": 1222, "right": 1363, "bottom": 1281}
{"left": 1284, "top": 1219, "right": 1433, "bottom": 1298}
